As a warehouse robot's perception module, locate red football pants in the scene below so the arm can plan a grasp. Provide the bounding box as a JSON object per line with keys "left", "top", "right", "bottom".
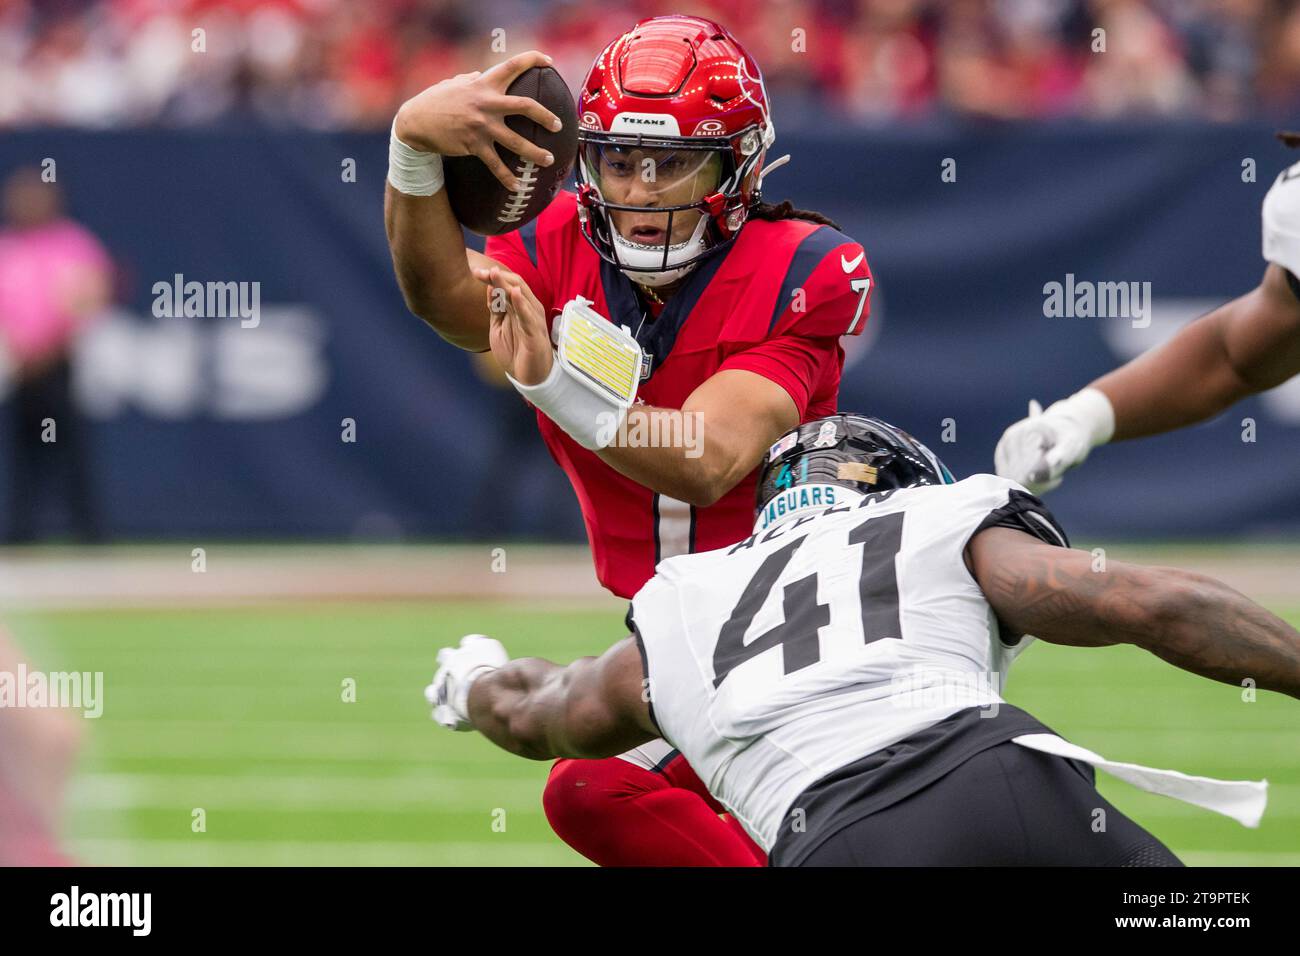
{"left": 543, "top": 753, "right": 766, "bottom": 867}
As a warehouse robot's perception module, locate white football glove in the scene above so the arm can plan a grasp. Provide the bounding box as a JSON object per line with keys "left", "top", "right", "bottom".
{"left": 994, "top": 388, "right": 1116, "bottom": 494}
{"left": 424, "top": 634, "right": 508, "bottom": 731}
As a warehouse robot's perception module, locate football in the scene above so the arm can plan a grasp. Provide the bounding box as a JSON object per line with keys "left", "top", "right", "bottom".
{"left": 443, "top": 65, "right": 578, "bottom": 236}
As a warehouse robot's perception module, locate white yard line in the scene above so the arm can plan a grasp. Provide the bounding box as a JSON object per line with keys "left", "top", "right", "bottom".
{"left": 0, "top": 544, "right": 618, "bottom": 609}
{"left": 0, "top": 542, "right": 1294, "bottom": 609}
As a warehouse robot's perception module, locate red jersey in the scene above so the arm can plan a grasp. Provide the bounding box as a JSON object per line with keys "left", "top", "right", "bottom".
{"left": 485, "top": 191, "right": 873, "bottom": 598}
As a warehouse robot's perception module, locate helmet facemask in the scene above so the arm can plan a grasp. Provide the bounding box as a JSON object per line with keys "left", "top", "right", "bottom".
{"left": 576, "top": 127, "right": 768, "bottom": 287}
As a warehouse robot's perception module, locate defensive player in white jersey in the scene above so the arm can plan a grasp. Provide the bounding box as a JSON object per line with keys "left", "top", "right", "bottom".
{"left": 426, "top": 415, "right": 1300, "bottom": 865}
{"left": 996, "top": 135, "right": 1300, "bottom": 493}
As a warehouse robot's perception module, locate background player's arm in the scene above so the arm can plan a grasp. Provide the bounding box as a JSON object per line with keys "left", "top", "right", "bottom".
{"left": 967, "top": 527, "right": 1300, "bottom": 698}
{"left": 996, "top": 264, "right": 1300, "bottom": 492}
{"left": 1093, "top": 264, "right": 1300, "bottom": 439}
{"left": 465, "top": 637, "right": 658, "bottom": 760}
{"left": 384, "top": 51, "right": 561, "bottom": 352}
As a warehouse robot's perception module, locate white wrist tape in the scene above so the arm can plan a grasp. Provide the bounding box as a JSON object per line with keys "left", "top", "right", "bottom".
{"left": 506, "top": 297, "right": 643, "bottom": 451}
{"left": 452, "top": 664, "right": 498, "bottom": 724}
{"left": 1046, "top": 387, "right": 1116, "bottom": 448}
{"left": 387, "top": 120, "right": 444, "bottom": 196}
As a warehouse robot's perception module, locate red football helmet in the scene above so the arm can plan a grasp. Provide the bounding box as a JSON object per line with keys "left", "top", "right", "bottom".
{"left": 575, "top": 15, "right": 777, "bottom": 287}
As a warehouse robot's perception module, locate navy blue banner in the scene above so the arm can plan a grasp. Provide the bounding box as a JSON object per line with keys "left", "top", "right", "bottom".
{"left": 0, "top": 123, "right": 1294, "bottom": 540}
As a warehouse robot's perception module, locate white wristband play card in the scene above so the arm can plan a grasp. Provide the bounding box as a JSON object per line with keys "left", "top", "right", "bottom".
{"left": 554, "top": 296, "right": 643, "bottom": 408}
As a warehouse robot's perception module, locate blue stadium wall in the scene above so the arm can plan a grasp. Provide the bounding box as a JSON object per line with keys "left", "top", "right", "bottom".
{"left": 0, "top": 123, "right": 1295, "bottom": 541}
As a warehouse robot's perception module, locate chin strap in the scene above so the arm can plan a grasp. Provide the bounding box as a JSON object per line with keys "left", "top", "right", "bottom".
{"left": 756, "top": 153, "right": 791, "bottom": 191}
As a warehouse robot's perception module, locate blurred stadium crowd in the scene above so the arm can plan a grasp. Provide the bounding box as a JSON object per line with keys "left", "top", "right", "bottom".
{"left": 0, "top": 0, "right": 1297, "bottom": 129}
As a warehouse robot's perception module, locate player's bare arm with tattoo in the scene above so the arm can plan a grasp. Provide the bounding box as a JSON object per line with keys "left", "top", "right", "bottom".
{"left": 967, "top": 527, "right": 1300, "bottom": 699}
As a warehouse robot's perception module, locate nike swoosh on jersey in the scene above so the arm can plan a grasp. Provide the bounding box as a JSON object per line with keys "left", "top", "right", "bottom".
{"left": 840, "top": 251, "right": 865, "bottom": 273}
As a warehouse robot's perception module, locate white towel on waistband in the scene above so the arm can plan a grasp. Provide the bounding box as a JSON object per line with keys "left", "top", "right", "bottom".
{"left": 1011, "top": 733, "right": 1268, "bottom": 828}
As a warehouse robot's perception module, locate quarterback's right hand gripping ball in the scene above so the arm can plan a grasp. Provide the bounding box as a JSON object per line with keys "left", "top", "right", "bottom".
{"left": 443, "top": 65, "right": 578, "bottom": 236}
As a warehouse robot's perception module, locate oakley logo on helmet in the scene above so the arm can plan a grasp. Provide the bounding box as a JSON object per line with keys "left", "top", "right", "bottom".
{"left": 580, "top": 111, "right": 603, "bottom": 131}
{"left": 693, "top": 120, "right": 726, "bottom": 136}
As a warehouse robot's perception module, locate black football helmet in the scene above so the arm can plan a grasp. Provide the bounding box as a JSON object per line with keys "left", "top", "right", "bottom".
{"left": 754, "top": 414, "right": 955, "bottom": 532}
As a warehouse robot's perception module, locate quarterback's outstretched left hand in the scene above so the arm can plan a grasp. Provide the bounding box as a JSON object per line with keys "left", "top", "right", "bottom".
{"left": 425, "top": 634, "right": 509, "bottom": 731}
{"left": 475, "top": 264, "right": 553, "bottom": 386}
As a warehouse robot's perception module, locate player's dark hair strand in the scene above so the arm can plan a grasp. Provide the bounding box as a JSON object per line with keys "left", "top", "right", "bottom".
{"left": 751, "top": 199, "right": 842, "bottom": 231}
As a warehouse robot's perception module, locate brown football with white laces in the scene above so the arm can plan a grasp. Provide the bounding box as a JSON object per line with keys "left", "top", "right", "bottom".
{"left": 443, "top": 66, "right": 578, "bottom": 236}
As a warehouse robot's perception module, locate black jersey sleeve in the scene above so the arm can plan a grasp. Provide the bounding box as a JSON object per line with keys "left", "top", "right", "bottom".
{"left": 629, "top": 623, "right": 662, "bottom": 736}
{"left": 968, "top": 488, "right": 1070, "bottom": 647}
{"left": 972, "top": 488, "right": 1070, "bottom": 549}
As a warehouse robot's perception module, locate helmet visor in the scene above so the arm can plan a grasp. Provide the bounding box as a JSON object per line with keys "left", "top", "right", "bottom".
{"left": 581, "top": 142, "right": 724, "bottom": 205}
{"left": 580, "top": 142, "right": 725, "bottom": 259}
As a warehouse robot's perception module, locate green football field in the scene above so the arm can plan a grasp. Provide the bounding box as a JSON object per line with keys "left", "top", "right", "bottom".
{"left": 9, "top": 598, "right": 1300, "bottom": 867}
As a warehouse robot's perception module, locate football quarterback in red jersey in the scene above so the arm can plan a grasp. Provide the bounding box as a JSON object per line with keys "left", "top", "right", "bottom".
{"left": 387, "top": 16, "right": 874, "bottom": 866}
